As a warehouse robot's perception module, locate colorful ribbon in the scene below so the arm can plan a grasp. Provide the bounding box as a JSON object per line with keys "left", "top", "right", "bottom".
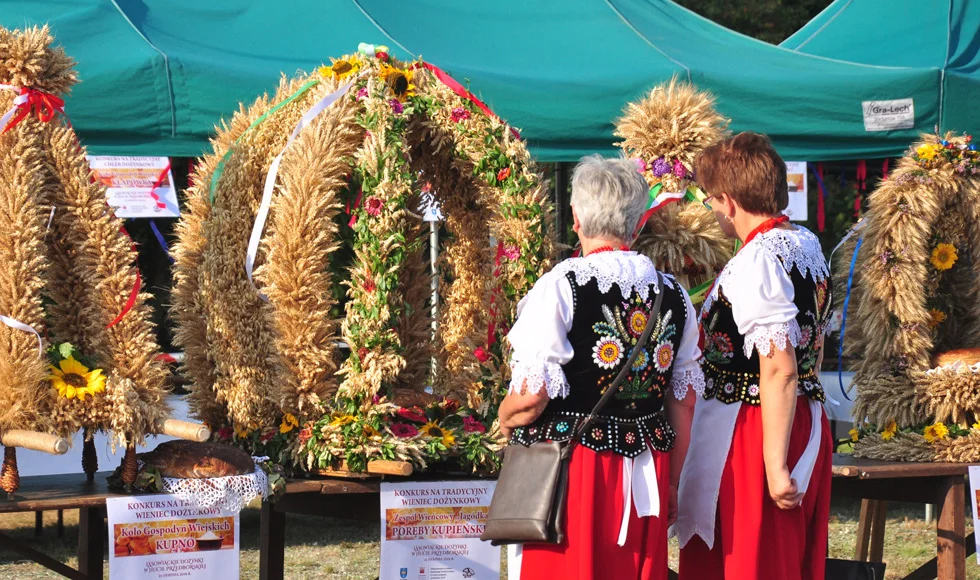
{"left": 0, "top": 314, "right": 43, "bottom": 356}
{"left": 855, "top": 160, "right": 867, "bottom": 219}
{"left": 106, "top": 227, "right": 142, "bottom": 329}
{"left": 486, "top": 241, "right": 506, "bottom": 347}
{"left": 810, "top": 163, "right": 828, "bottom": 232}
{"left": 0, "top": 85, "right": 66, "bottom": 134}
{"left": 246, "top": 76, "right": 361, "bottom": 300}
{"left": 416, "top": 62, "right": 521, "bottom": 140}
{"left": 837, "top": 235, "right": 864, "bottom": 402}
{"left": 209, "top": 79, "right": 321, "bottom": 204}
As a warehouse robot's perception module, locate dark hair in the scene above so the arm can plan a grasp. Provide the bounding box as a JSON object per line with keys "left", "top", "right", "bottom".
{"left": 694, "top": 132, "right": 788, "bottom": 215}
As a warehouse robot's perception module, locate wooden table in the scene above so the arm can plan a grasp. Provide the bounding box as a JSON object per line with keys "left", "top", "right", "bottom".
{"left": 0, "top": 472, "right": 128, "bottom": 580}
{"left": 832, "top": 455, "right": 976, "bottom": 580}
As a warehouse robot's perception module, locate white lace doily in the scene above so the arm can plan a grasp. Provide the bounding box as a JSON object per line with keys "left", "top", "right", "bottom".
{"left": 552, "top": 252, "right": 664, "bottom": 300}
{"left": 159, "top": 458, "right": 270, "bottom": 514}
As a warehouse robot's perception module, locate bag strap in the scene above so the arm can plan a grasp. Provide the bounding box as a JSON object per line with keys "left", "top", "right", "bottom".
{"left": 570, "top": 272, "right": 665, "bottom": 443}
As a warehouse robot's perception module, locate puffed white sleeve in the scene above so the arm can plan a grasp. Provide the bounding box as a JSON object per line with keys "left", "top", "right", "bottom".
{"left": 728, "top": 245, "right": 801, "bottom": 358}
{"left": 506, "top": 271, "right": 575, "bottom": 398}
{"left": 670, "top": 281, "right": 705, "bottom": 400}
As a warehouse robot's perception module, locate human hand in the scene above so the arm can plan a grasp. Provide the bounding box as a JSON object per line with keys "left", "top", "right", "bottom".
{"left": 668, "top": 484, "right": 678, "bottom": 526}
{"left": 767, "top": 469, "right": 803, "bottom": 510}
{"left": 500, "top": 424, "right": 513, "bottom": 440}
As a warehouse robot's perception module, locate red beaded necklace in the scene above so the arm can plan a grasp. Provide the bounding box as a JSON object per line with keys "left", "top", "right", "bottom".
{"left": 586, "top": 245, "right": 630, "bottom": 256}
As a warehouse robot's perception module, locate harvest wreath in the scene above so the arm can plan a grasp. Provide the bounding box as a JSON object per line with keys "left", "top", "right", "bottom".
{"left": 172, "top": 46, "right": 555, "bottom": 474}
{"left": 837, "top": 132, "right": 980, "bottom": 462}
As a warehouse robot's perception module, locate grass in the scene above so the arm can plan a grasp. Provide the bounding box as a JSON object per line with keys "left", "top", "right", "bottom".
{"left": 0, "top": 499, "right": 973, "bottom": 579}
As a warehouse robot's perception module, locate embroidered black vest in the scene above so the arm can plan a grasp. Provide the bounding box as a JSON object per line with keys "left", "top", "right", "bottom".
{"left": 511, "top": 271, "right": 690, "bottom": 458}
{"left": 700, "top": 229, "right": 832, "bottom": 406}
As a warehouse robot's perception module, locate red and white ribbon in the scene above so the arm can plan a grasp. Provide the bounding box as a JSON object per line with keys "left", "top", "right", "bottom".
{"left": 0, "top": 314, "right": 43, "bottom": 356}
{"left": 246, "top": 76, "right": 361, "bottom": 300}
{"left": 0, "top": 84, "right": 66, "bottom": 134}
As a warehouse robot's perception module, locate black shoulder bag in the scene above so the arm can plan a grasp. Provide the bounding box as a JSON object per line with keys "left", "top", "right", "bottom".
{"left": 481, "top": 273, "right": 664, "bottom": 545}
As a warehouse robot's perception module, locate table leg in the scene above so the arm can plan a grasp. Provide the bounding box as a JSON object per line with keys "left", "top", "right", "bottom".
{"left": 937, "top": 475, "right": 966, "bottom": 580}
{"left": 869, "top": 501, "right": 888, "bottom": 562}
{"left": 260, "top": 501, "right": 286, "bottom": 580}
{"left": 57, "top": 509, "right": 64, "bottom": 538}
{"left": 34, "top": 511, "right": 42, "bottom": 537}
{"left": 76, "top": 507, "right": 104, "bottom": 580}
{"left": 855, "top": 499, "right": 873, "bottom": 560}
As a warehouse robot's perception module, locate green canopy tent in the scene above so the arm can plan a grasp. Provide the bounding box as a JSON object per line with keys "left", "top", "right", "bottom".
{"left": 782, "top": 0, "right": 980, "bottom": 135}
{"left": 0, "top": 0, "right": 943, "bottom": 160}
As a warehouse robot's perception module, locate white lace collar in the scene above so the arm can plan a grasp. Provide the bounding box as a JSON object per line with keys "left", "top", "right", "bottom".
{"left": 551, "top": 251, "right": 664, "bottom": 300}
{"left": 705, "top": 226, "right": 828, "bottom": 308}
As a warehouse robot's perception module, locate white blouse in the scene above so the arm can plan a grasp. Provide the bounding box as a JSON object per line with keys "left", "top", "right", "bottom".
{"left": 702, "top": 225, "right": 829, "bottom": 358}
{"left": 506, "top": 251, "right": 704, "bottom": 400}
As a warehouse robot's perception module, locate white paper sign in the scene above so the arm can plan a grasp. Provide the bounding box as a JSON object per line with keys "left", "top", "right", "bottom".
{"left": 862, "top": 99, "right": 915, "bottom": 132}
{"left": 784, "top": 161, "right": 808, "bottom": 222}
{"left": 380, "top": 480, "right": 499, "bottom": 580}
{"left": 88, "top": 156, "right": 180, "bottom": 218}
{"left": 970, "top": 466, "right": 980, "bottom": 563}
{"left": 106, "top": 494, "right": 240, "bottom": 580}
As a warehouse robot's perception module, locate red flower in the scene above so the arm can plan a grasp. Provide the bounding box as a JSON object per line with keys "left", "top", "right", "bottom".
{"left": 450, "top": 107, "right": 470, "bottom": 122}
{"left": 497, "top": 167, "right": 511, "bottom": 182}
{"left": 391, "top": 423, "right": 419, "bottom": 438}
{"left": 259, "top": 431, "right": 276, "bottom": 443}
{"left": 216, "top": 427, "right": 233, "bottom": 441}
{"left": 443, "top": 398, "right": 460, "bottom": 414}
{"left": 463, "top": 416, "right": 487, "bottom": 434}
{"left": 397, "top": 408, "right": 428, "bottom": 423}
{"left": 473, "top": 347, "right": 490, "bottom": 363}
{"left": 502, "top": 245, "right": 520, "bottom": 261}
{"left": 298, "top": 426, "right": 313, "bottom": 444}
{"left": 358, "top": 347, "right": 369, "bottom": 360}
{"left": 364, "top": 278, "right": 376, "bottom": 293}
{"left": 366, "top": 196, "right": 383, "bottom": 217}
{"left": 375, "top": 51, "right": 390, "bottom": 62}
{"left": 389, "top": 99, "right": 403, "bottom": 114}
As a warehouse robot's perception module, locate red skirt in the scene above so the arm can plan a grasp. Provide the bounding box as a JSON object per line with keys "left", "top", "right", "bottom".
{"left": 678, "top": 395, "right": 832, "bottom": 580}
{"left": 518, "top": 446, "right": 670, "bottom": 580}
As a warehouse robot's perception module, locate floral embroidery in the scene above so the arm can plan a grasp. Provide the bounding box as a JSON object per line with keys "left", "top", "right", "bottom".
{"left": 556, "top": 421, "right": 569, "bottom": 433}
{"left": 593, "top": 337, "right": 624, "bottom": 369}
{"left": 591, "top": 428, "right": 604, "bottom": 440}
{"left": 625, "top": 432, "right": 637, "bottom": 445}
{"left": 627, "top": 307, "right": 648, "bottom": 337}
{"left": 704, "top": 330, "right": 735, "bottom": 365}
{"left": 748, "top": 384, "right": 760, "bottom": 397}
{"left": 654, "top": 343, "right": 674, "bottom": 372}
{"left": 723, "top": 383, "right": 735, "bottom": 394}
{"left": 632, "top": 349, "right": 649, "bottom": 371}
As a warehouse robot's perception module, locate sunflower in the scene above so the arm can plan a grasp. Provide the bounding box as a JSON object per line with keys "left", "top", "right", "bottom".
{"left": 930, "top": 243, "right": 958, "bottom": 271}
{"left": 881, "top": 419, "right": 897, "bottom": 441}
{"left": 916, "top": 144, "right": 940, "bottom": 160}
{"left": 923, "top": 422, "right": 949, "bottom": 443}
{"left": 420, "top": 421, "right": 455, "bottom": 447}
{"left": 279, "top": 413, "right": 299, "bottom": 434}
{"left": 379, "top": 64, "right": 415, "bottom": 100}
{"left": 48, "top": 356, "right": 106, "bottom": 401}
{"left": 330, "top": 414, "right": 357, "bottom": 428}
{"left": 319, "top": 56, "right": 362, "bottom": 80}
{"left": 363, "top": 424, "right": 380, "bottom": 439}
{"left": 848, "top": 428, "right": 860, "bottom": 442}
{"left": 929, "top": 309, "right": 947, "bottom": 328}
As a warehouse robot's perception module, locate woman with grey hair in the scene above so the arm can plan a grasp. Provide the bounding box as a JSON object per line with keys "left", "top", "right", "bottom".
{"left": 498, "top": 155, "right": 702, "bottom": 580}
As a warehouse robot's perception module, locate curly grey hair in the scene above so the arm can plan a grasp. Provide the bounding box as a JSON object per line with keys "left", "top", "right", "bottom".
{"left": 570, "top": 154, "right": 648, "bottom": 242}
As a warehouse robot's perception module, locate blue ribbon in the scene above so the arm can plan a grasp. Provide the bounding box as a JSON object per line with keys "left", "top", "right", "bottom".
{"left": 149, "top": 220, "right": 174, "bottom": 264}
{"left": 838, "top": 235, "right": 864, "bottom": 401}
{"left": 809, "top": 162, "right": 828, "bottom": 200}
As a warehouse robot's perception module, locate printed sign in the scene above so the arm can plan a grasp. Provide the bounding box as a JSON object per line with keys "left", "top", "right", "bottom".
{"left": 106, "top": 494, "right": 239, "bottom": 579}
{"left": 88, "top": 156, "right": 179, "bottom": 218}
{"left": 970, "top": 466, "right": 980, "bottom": 563}
{"left": 862, "top": 99, "right": 915, "bottom": 132}
{"left": 784, "top": 161, "right": 808, "bottom": 222}
{"left": 380, "top": 481, "right": 498, "bottom": 580}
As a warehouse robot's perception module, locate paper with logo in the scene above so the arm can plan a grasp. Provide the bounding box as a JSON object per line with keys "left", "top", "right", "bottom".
{"left": 380, "top": 481, "right": 499, "bottom": 580}
{"left": 784, "top": 161, "right": 808, "bottom": 221}
{"left": 970, "top": 466, "right": 980, "bottom": 563}
{"left": 88, "top": 156, "right": 179, "bottom": 218}
{"left": 862, "top": 98, "right": 915, "bottom": 132}
{"left": 106, "top": 494, "right": 240, "bottom": 579}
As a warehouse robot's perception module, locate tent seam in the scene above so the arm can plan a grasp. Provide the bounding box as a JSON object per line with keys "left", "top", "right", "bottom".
{"left": 109, "top": 0, "right": 177, "bottom": 138}
{"left": 791, "top": 0, "right": 853, "bottom": 51}
{"left": 603, "top": 0, "right": 692, "bottom": 82}
{"left": 939, "top": 0, "right": 953, "bottom": 130}
{"left": 349, "top": 0, "right": 417, "bottom": 59}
